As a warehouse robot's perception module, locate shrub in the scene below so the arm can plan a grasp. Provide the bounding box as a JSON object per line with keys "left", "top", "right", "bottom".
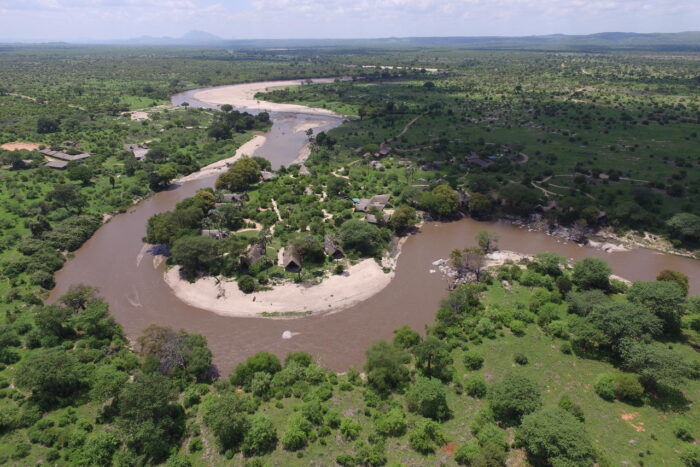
{"left": 560, "top": 342, "right": 573, "bottom": 354}
{"left": 558, "top": 395, "right": 585, "bottom": 422}
{"left": 375, "top": 407, "right": 407, "bottom": 437}
{"left": 242, "top": 415, "right": 278, "bottom": 456}
{"left": 405, "top": 377, "right": 451, "bottom": 421}
{"left": 681, "top": 445, "right": 700, "bottom": 467}
{"left": 509, "top": 319, "right": 526, "bottom": 336}
{"left": 339, "top": 417, "right": 362, "bottom": 441}
{"left": 464, "top": 375, "right": 487, "bottom": 398}
{"left": 517, "top": 408, "right": 595, "bottom": 467}
{"left": 488, "top": 373, "right": 542, "bottom": 425}
{"left": 238, "top": 275, "right": 256, "bottom": 294}
{"left": 614, "top": 373, "right": 644, "bottom": 403}
{"left": 336, "top": 453, "right": 356, "bottom": 466}
{"left": 409, "top": 419, "right": 445, "bottom": 454}
{"left": 594, "top": 374, "right": 616, "bottom": 401}
{"left": 673, "top": 420, "right": 694, "bottom": 442}
{"left": 513, "top": 353, "right": 529, "bottom": 365}
{"left": 281, "top": 413, "right": 312, "bottom": 451}
{"left": 463, "top": 350, "right": 484, "bottom": 370}
{"left": 455, "top": 439, "right": 480, "bottom": 465}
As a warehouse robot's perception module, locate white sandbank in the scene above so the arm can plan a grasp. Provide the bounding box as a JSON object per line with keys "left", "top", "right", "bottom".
{"left": 175, "top": 135, "right": 266, "bottom": 183}
{"left": 164, "top": 259, "right": 393, "bottom": 318}
{"left": 193, "top": 79, "right": 341, "bottom": 116}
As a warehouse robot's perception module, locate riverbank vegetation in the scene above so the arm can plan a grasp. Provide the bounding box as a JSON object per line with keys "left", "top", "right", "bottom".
{"left": 0, "top": 253, "right": 698, "bottom": 465}
{"left": 260, "top": 51, "right": 700, "bottom": 255}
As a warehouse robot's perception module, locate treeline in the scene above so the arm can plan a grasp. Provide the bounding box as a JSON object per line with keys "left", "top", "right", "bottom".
{"left": 1, "top": 252, "right": 698, "bottom": 464}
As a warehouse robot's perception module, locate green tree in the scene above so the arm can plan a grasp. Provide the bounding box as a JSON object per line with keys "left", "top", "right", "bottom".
{"left": 215, "top": 156, "right": 261, "bottom": 191}
{"left": 364, "top": 341, "right": 410, "bottom": 393}
{"left": 517, "top": 408, "right": 595, "bottom": 467}
{"left": 74, "top": 430, "right": 120, "bottom": 467}
{"left": 91, "top": 365, "right": 129, "bottom": 402}
{"left": 413, "top": 336, "right": 453, "bottom": 380}
{"left": 15, "top": 349, "right": 83, "bottom": 405}
{"left": 667, "top": 213, "right": 700, "bottom": 241}
{"left": 409, "top": 419, "right": 445, "bottom": 454}
{"left": 476, "top": 230, "right": 499, "bottom": 253}
{"left": 531, "top": 252, "right": 566, "bottom": 277}
{"left": 37, "top": 117, "right": 60, "bottom": 133}
{"left": 628, "top": 280, "right": 686, "bottom": 335}
{"left": 421, "top": 184, "right": 460, "bottom": 218}
{"left": 116, "top": 373, "right": 183, "bottom": 462}
{"left": 375, "top": 407, "right": 407, "bottom": 437}
{"left": 656, "top": 270, "right": 689, "bottom": 296}
{"left": 339, "top": 219, "right": 384, "bottom": 256}
{"left": 572, "top": 257, "right": 611, "bottom": 291}
{"left": 171, "top": 236, "right": 220, "bottom": 279}
{"left": 389, "top": 204, "right": 418, "bottom": 234}
{"left": 68, "top": 164, "right": 93, "bottom": 185}
{"left": 488, "top": 373, "right": 542, "bottom": 425}
{"left": 202, "top": 393, "right": 252, "bottom": 452}
{"left": 230, "top": 351, "right": 282, "bottom": 388}
{"left": 498, "top": 183, "right": 541, "bottom": 217}
{"left": 241, "top": 414, "right": 277, "bottom": 456}
{"left": 468, "top": 193, "right": 494, "bottom": 219}
{"left": 405, "top": 377, "right": 451, "bottom": 421}
{"left": 392, "top": 325, "right": 421, "bottom": 349}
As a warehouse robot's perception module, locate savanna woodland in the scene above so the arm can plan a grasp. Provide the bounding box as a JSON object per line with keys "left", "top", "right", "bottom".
{"left": 0, "top": 39, "right": 699, "bottom": 466}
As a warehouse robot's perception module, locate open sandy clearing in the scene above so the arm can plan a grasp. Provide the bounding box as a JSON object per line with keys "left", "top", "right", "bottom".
{"left": 0, "top": 142, "right": 41, "bottom": 151}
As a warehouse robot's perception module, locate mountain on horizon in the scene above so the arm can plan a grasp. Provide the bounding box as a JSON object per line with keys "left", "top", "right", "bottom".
{"left": 119, "top": 30, "right": 225, "bottom": 46}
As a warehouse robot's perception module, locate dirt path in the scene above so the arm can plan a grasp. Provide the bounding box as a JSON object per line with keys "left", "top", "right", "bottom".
{"left": 270, "top": 198, "right": 283, "bottom": 222}
{"left": 395, "top": 112, "right": 426, "bottom": 139}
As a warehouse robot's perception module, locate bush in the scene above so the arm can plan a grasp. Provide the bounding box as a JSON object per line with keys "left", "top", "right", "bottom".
{"left": 488, "top": 373, "right": 542, "bottom": 425}
{"left": 374, "top": 407, "right": 407, "bottom": 437}
{"left": 681, "top": 445, "right": 700, "bottom": 467}
{"left": 517, "top": 408, "right": 595, "bottom": 467}
{"left": 464, "top": 375, "right": 487, "bottom": 399}
{"left": 560, "top": 342, "right": 573, "bottom": 354}
{"left": 281, "top": 413, "right": 312, "bottom": 451}
{"left": 405, "top": 377, "right": 451, "bottom": 421}
{"left": 509, "top": 319, "right": 526, "bottom": 336}
{"left": 455, "top": 439, "right": 480, "bottom": 465}
{"left": 336, "top": 453, "right": 356, "bottom": 466}
{"left": 242, "top": 415, "right": 278, "bottom": 456}
{"left": 409, "top": 419, "right": 445, "bottom": 454}
{"left": 463, "top": 350, "right": 484, "bottom": 370}
{"left": 339, "top": 417, "right": 362, "bottom": 441}
{"left": 594, "top": 374, "right": 616, "bottom": 401}
{"left": 238, "top": 275, "right": 256, "bottom": 294}
{"left": 558, "top": 395, "right": 585, "bottom": 422}
{"left": 513, "top": 353, "right": 528, "bottom": 365}
{"left": 614, "top": 373, "right": 644, "bottom": 403}
{"left": 673, "top": 420, "right": 694, "bottom": 442}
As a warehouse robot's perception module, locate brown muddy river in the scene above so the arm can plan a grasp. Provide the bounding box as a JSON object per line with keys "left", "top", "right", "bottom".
{"left": 49, "top": 83, "right": 699, "bottom": 375}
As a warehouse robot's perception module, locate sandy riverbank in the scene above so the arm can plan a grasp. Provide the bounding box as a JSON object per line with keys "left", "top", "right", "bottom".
{"left": 193, "top": 79, "right": 342, "bottom": 116}
{"left": 164, "top": 258, "right": 393, "bottom": 318}
{"left": 175, "top": 135, "right": 266, "bottom": 183}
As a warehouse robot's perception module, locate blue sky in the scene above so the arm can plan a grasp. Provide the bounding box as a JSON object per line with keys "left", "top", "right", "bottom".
{"left": 0, "top": 0, "right": 699, "bottom": 42}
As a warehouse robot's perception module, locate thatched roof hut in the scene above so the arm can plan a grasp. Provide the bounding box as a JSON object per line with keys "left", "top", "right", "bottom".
{"left": 282, "top": 246, "right": 302, "bottom": 273}
{"left": 324, "top": 235, "right": 344, "bottom": 260}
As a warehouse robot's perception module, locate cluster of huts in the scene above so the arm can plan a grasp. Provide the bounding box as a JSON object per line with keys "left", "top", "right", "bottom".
{"left": 39, "top": 146, "right": 92, "bottom": 170}
{"left": 354, "top": 194, "right": 392, "bottom": 224}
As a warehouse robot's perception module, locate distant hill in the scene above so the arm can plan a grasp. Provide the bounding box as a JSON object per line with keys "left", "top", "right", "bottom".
{"left": 117, "top": 30, "right": 225, "bottom": 46}
{"left": 6, "top": 31, "right": 700, "bottom": 51}
{"left": 217, "top": 31, "right": 700, "bottom": 51}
